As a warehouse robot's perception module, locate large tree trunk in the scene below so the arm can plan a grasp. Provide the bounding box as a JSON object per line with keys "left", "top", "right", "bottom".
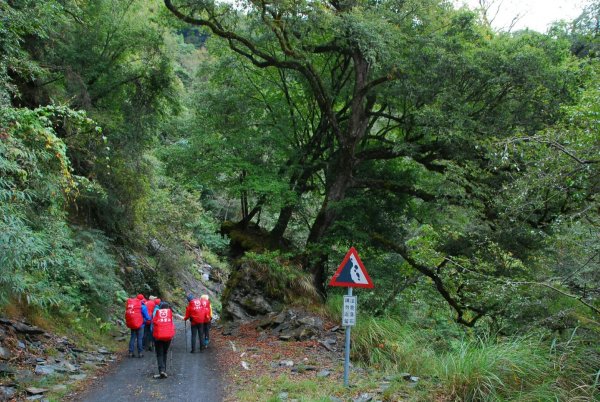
{"left": 306, "top": 51, "right": 373, "bottom": 293}
{"left": 270, "top": 204, "right": 295, "bottom": 240}
{"left": 306, "top": 147, "right": 356, "bottom": 295}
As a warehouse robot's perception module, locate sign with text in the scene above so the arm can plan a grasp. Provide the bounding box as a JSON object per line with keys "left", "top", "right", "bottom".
{"left": 342, "top": 296, "right": 357, "bottom": 326}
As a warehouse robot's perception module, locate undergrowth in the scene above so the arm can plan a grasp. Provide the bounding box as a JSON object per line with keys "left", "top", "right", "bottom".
{"left": 242, "top": 251, "right": 320, "bottom": 305}
{"left": 324, "top": 295, "right": 599, "bottom": 401}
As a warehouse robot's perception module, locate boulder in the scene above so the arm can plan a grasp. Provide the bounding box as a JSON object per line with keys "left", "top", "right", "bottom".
{"left": 257, "top": 309, "right": 326, "bottom": 341}
{"left": 0, "top": 346, "right": 11, "bottom": 360}
{"left": 0, "top": 363, "right": 15, "bottom": 376}
{"left": 13, "top": 322, "right": 44, "bottom": 335}
{"left": 239, "top": 295, "right": 273, "bottom": 315}
{"left": 25, "top": 387, "right": 48, "bottom": 395}
{"left": 221, "top": 261, "right": 282, "bottom": 321}
{"left": 0, "top": 386, "right": 16, "bottom": 400}
{"left": 34, "top": 365, "right": 57, "bottom": 375}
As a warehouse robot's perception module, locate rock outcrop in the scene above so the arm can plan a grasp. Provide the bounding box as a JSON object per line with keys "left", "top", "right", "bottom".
{"left": 222, "top": 262, "right": 278, "bottom": 320}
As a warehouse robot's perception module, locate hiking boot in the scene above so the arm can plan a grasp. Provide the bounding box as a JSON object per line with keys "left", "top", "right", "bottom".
{"left": 160, "top": 371, "right": 167, "bottom": 378}
{"left": 138, "top": 353, "right": 144, "bottom": 358}
{"left": 190, "top": 349, "right": 195, "bottom": 353}
{"left": 128, "top": 352, "right": 134, "bottom": 358}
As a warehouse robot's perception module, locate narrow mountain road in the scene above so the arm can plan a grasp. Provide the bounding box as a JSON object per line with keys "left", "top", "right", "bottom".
{"left": 81, "top": 321, "right": 223, "bottom": 402}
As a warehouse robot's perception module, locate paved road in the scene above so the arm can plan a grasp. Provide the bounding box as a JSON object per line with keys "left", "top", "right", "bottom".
{"left": 82, "top": 321, "right": 223, "bottom": 402}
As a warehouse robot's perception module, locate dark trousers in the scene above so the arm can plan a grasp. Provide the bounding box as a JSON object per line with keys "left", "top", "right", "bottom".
{"left": 129, "top": 327, "right": 143, "bottom": 354}
{"left": 190, "top": 323, "right": 202, "bottom": 351}
{"left": 200, "top": 322, "right": 210, "bottom": 345}
{"left": 155, "top": 340, "right": 171, "bottom": 373}
{"left": 144, "top": 325, "right": 154, "bottom": 350}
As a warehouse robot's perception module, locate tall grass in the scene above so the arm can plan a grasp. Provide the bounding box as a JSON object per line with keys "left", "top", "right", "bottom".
{"left": 352, "top": 316, "right": 437, "bottom": 374}
{"left": 434, "top": 337, "right": 555, "bottom": 401}
{"left": 340, "top": 306, "right": 598, "bottom": 401}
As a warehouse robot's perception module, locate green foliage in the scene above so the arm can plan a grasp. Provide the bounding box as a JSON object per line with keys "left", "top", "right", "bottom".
{"left": 0, "top": 0, "right": 65, "bottom": 106}
{"left": 242, "top": 251, "right": 319, "bottom": 303}
{"left": 347, "top": 312, "right": 599, "bottom": 400}
{"left": 0, "top": 106, "right": 122, "bottom": 312}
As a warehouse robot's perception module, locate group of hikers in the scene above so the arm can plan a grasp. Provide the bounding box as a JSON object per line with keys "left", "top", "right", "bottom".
{"left": 124, "top": 293, "right": 213, "bottom": 378}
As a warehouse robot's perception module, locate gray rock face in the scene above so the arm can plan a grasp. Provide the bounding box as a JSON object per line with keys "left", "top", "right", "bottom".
{"left": 12, "top": 322, "right": 44, "bottom": 335}
{"left": 257, "top": 309, "right": 326, "bottom": 341}
{"left": 34, "top": 365, "right": 56, "bottom": 375}
{"left": 0, "top": 363, "right": 15, "bottom": 376}
{"left": 221, "top": 261, "right": 281, "bottom": 321}
{"left": 240, "top": 294, "right": 273, "bottom": 315}
{"left": 0, "top": 386, "right": 16, "bottom": 400}
{"left": 25, "top": 387, "right": 48, "bottom": 395}
{"left": 0, "top": 346, "right": 11, "bottom": 360}
{"left": 223, "top": 301, "right": 248, "bottom": 321}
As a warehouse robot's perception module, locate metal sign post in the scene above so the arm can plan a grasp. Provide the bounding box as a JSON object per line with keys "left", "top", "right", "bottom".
{"left": 329, "top": 247, "right": 373, "bottom": 388}
{"left": 343, "top": 288, "right": 356, "bottom": 387}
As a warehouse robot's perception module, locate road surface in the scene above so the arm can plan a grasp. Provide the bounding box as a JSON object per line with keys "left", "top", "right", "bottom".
{"left": 82, "top": 321, "right": 223, "bottom": 402}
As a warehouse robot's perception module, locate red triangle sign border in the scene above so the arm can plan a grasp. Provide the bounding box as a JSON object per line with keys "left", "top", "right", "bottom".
{"left": 328, "top": 246, "right": 374, "bottom": 288}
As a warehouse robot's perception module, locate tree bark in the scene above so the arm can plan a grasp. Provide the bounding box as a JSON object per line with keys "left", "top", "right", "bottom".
{"left": 306, "top": 51, "right": 375, "bottom": 292}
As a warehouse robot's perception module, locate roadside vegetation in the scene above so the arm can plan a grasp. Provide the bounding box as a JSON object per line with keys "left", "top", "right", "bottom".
{"left": 1, "top": 0, "right": 599, "bottom": 400}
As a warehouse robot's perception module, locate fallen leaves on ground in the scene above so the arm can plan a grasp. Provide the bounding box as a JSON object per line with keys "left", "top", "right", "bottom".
{"left": 212, "top": 319, "right": 345, "bottom": 401}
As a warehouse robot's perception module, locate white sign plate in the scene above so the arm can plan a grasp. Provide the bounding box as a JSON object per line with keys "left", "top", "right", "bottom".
{"left": 342, "top": 296, "right": 357, "bottom": 326}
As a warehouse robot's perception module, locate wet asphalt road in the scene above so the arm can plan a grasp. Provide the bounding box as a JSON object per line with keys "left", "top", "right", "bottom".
{"left": 81, "top": 321, "right": 223, "bottom": 402}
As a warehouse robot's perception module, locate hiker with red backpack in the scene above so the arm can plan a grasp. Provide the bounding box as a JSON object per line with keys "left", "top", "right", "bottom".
{"left": 152, "top": 301, "right": 176, "bottom": 378}
{"left": 183, "top": 294, "right": 211, "bottom": 352}
{"left": 144, "top": 297, "right": 157, "bottom": 351}
{"left": 125, "top": 294, "right": 151, "bottom": 358}
{"left": 200, "top": 294, "right": 213, "bottom": 348}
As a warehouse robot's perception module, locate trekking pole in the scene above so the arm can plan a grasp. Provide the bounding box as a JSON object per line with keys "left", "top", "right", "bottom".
{"left": 170, "top": 340, "right": 174, "bottom": 373}
{"left": 184, "top": 320, "right": 187, "bottom": 352}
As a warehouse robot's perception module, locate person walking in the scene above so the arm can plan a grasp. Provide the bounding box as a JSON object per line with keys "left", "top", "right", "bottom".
{"left": 125, "top": 294, "right": 151, "bottom": 358}
{"left": 152, "top": 301, "right": 176, "bottom": 378}
{"left": 183, "top": 294, "right": 206, "bottom": 353}
{"left": 199, "top": 294, "right": 213, "bottom": 348}
{"left": 144, "top": 297, "right": 157, "bottom": 351}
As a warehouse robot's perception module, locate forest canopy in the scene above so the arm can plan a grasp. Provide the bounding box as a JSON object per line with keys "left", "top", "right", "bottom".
{"left": 0, "top": 0, "right": 598, "bottom": 398}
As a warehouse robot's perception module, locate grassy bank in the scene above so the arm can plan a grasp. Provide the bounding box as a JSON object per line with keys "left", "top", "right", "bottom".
{"left": 240, "top": 296, "right": 599, "bottom": 401}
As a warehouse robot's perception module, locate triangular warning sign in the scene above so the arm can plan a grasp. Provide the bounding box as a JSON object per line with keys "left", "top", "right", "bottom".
{"left": 329, "top": 247, "right": 374, "bottom": 288}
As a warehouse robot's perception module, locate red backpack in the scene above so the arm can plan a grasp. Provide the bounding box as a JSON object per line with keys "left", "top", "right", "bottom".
{"left": 145, "top": 300, "right": 156, "bottom": 319}
{"left": 125, "top": 298, "right": 143, "bottom": 329}
{"left": 153, "top": 309, "right": 175, "bottom": 341}
{"left": 188, "top": 299, "right": 204, "bottom": 323}
{"left": 200, "top": 298, "right": 211, "bottom": 323}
